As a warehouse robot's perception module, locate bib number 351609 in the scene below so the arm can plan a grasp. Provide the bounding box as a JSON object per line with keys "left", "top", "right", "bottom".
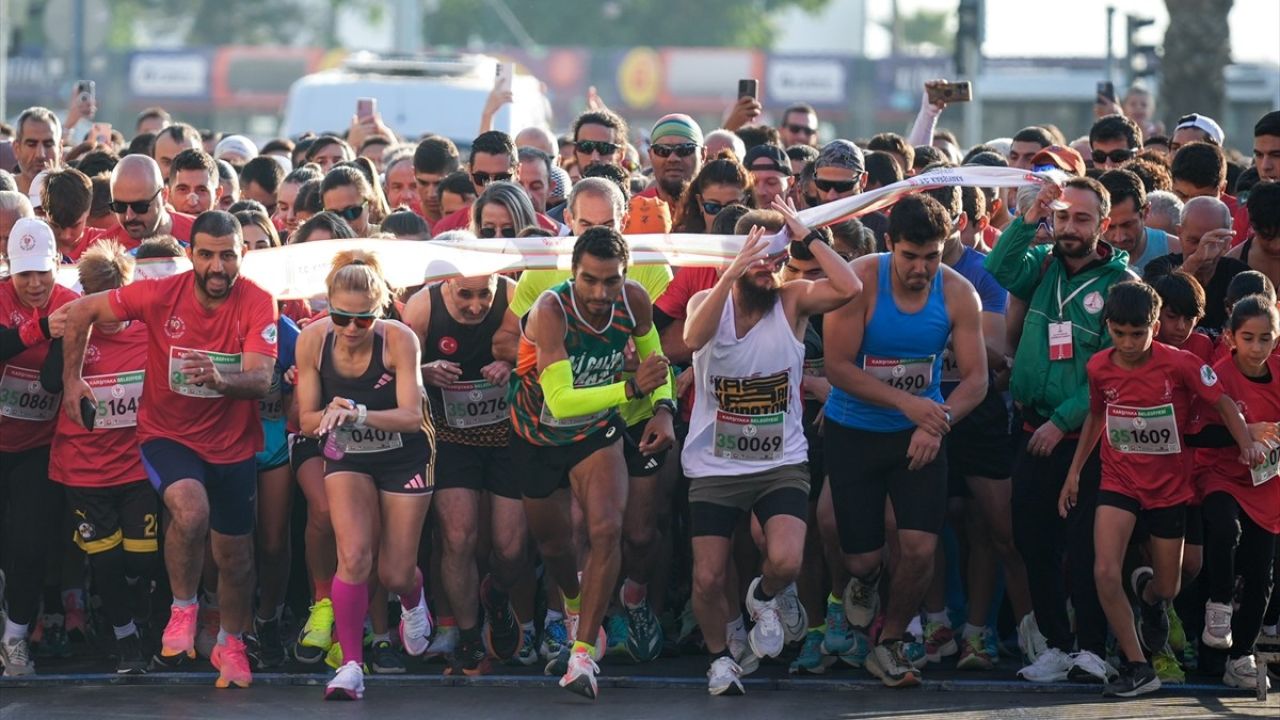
{"left": 1106, "top": 403, "right": 1180, "bottom": 455}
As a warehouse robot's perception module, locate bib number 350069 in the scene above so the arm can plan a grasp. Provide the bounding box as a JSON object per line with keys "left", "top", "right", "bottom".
{"left": 713, "top": 411, "right": 784, "bottom": 461}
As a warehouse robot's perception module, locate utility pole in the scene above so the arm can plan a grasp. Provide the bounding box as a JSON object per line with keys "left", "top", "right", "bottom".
{"left": 956, "top": 0, "right": 984, "bottom": 147}
{"left": 72, "top": 0, "right": 85, "bottom": 82}
{"left": 0, "top": 0, "right": 8, "bottom": 123}
{"left": 1105, "top": 6, "right": 1116, "bottom": 86}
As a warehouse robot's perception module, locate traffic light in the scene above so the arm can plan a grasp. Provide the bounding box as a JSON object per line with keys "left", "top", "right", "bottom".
{"left": 1125, "top": 15, "right": 1158, "bottom": 83}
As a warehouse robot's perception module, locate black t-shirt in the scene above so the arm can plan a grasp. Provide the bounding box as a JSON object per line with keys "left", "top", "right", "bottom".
{"left": 1155, "top": 253, "right": 1249, "bottom": 331}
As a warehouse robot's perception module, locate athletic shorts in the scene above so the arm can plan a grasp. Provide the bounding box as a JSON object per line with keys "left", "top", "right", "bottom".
{"left": 289, "top": 433, "right": 322, "bottom": 474}
{"left": 139, "top": 438, "right": 257, "bottom": 536}
{"left": 946, "top": 386, "right": 1014, "bottom": 497}
{"left": 433, "top": 441, "right": 519, "bottom": 499}
{"left": 1184, "top": 503, "right": 1203, "bottom": 546}
{"left": 510, "top": 416, "right": 627, "bottom": 500}
{"left": 65, "top": 480, "right": 159, "bottom": 555}
{"left": 325, "top": 450, "right": 434, "bottom": 496}
{"left": 1098, "top": 490, "right": 1186, "bottom": 540}
{"left": 688, "top": 463, "right": 810, "bottom": 537}
{"left": 256, "top": 418, "right": 290, "bottom": 472}
{"left": 625, "top": 419, "right": 670, "bottom": 477}
{"left": 826, "top": 422, "right": 948, "bottom": 555}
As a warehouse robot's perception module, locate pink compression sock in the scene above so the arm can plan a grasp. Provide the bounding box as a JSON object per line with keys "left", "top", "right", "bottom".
{"left": 331, "top": 577, "right": 368, "bottom": 666}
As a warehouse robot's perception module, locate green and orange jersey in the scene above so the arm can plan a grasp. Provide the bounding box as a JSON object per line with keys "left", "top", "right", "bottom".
{"left": 510, "top": 279, "right": 635, "bottom": 447}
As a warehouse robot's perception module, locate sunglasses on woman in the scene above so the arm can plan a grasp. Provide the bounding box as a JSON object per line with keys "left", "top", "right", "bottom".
{"left": 330, "top": 204, "right": 365, "bottom": 222}
{"left": 576, "top": 140, "right": 619, "bottom": 156}
{"left": 109, "top": 188, "right": 161, "bottom": 215}
{"left": 651, "top": 143, "right": 699, "bottom": 159}
{"left": 330, "top": 309, "right": 378, "bottom": 328}
{"left": 479, "top": 226, "right": 517, "bottom": 239}
{"left": 700, "top": 199, "right": 740, "bottom": 216}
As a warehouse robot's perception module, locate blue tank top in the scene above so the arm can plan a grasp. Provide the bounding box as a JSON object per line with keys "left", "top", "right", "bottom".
{"left": 1133, "top": 227, "right": 1170, "bottom": 271}
{"left": 826, "top": 253, "right": 951, "bottom": 432}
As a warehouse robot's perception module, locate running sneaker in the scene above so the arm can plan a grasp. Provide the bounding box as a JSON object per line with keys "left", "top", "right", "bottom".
{"left": 728, "top": 628, "right": 760, "bottom": 676}
{"left": 157, "top": 603, "right": 199, "bottom": 663}
{"left": 1017, "top": 646, "right": 1073, "bottom": 682}
{"left": 843, "top": 571, "right": 881, "bottom": 629}
{"left": 1103, "top": 661, "right": 1160, "bottom": 698}
{"left": 369, "top": 639, "right": 404, "bottom": 674}
{"left": 1016, "top": 612, "right": 1048, "bottom": 663}
{"left": 708, "top": 655, "right": 745, "bottom": 696}
{"left": 745, "top": 577, "right": 784, "bottom": 659}
{"left": 620, "top": 587, "right": 663, "bottom": 663}
{"left": 295, "top": 598, "right": 334, "bottom": 664}
{"left": 1152, "top": 646, "right": 1185, "bottom": 684}
{"left": 0, "top": 636, "right": 34, "bottom": 677}
{"left": 923, "top": 620, "right": 957, "bottom": 664}
{"left": 511, "top": 625, "right": 539, "bottom": 666}
{"left": 956, "top": 629, "right": 997, "bottom": 671}
{"left": 444, "top": 635, "right": 491, "bottom": 677}
{"left": 1130, "top": 567, "right": 1169, "bottom": 653}
{"left": 324, "top": 640, "right": 345, "bottom": 670}
{"left": 789, "top": 629, "right": 835, "bottom": 675}
{"left": 776, "top": 583, "right": 808, "bottom": 644}
{"left": 903, "top": 637, "right": 928, "bottom": 670}
{"left": 836, "top": 630, "right": 871, "bottom": 669}
{"left": 324, "top": 660, "right": 364, "bottom": 701}
{"left": 210, "top": 635, "right": 253, "bottom": 689}
{"left": 559, "top": 648, "right": 600, "bottom": 700}
{"left": 544, "top": 646, "right": 570, "bottom": 677}
{"left": 63, "top": 593, "right": 88, "bottom": 643}
{"left": 823, "top": 596, "right": 853, "bottom": 655}
{"left": 35, "top": 615, "right": 70, "bottom": 658}
{"left": 866, "top": 640, "right": 921, "bottom": 688}
{"left": 427, "top": 623, "right": 459, "bottom": 661}
{"left": 399, "top": 596, "right": 433, "bottom": 657}
{"left": 116, "top": 632, "right": 148, "bottom": 675}
{"left": 541, "top": 616, "right": 569, "bottom": 663}
{"left": 1223, "top": 654, "right": 1270, "bottom": 691}
{"left": 1166, "top": 605, "right": 1187, "bottom": 654}
{"left": 195, "top": 606, "right": 220, "bottom": 659}
{"left": 604, "top": 614, "right": 629, "bottom": 657}
{"left": 480, "top": 576, "right": 521, "bottom": 661}
{"left": 1068, "top": 650, "right": 1116, "bottom": 683}
{"left": 246, "top": 618, "right": 287, "bottom": 670}
{"left": 1202, "top": 601, "right": 1233, "bottom": 650}
{"left": 677, "top": 599, "right": 704, "bottom": 653}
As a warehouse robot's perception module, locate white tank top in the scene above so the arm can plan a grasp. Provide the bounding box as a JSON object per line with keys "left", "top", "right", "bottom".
{"left": 681, "top": 291, "right": 808, "bottom": 478}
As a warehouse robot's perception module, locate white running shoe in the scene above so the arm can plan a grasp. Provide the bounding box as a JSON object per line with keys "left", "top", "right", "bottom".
{"left": 1202, "top": 601, "right": 1233, "bottom": 650}
{"left": 777, "top": 583, "right": 807, "bottom": 644}
{"left": 1017, "top": 612, "right": 1049, "bottom": 663}
{"left": 745, "top": 577, "right": 784, "bottom": 659}
{"left": 727, "top": 623, "right": 759, "bottom": 675}
{"left": 1017, "top": 646, "right": 1074, "bottom": 682}
{"left": 707, "top": 655, "right": 745, "bottom": 696}
{"left": 559, "top": 649, "right": 600, "bottom": 699}
{"left": 842, "top": 571, "right": 881, "bottom": 629}
{"left": 324, "top": 660, "right": 365, "bottom": 701}
{"left": 1069, "top": 650, "right": 1117, "bottom": 683}
{"left": 399, "top": 597, "right": 434, "bottom": 657}
{"left": 1223, "top": 654, "right": 1269, "bottom": 691}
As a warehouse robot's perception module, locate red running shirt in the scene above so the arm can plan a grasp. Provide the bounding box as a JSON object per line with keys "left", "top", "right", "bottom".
{"left": 73, "top": 212, "right": 196, "bottom": 258}
{"left": 50, "top": 321, "right": 150, "bottom": 487}
{"left": 108, "top": 271, "right": 278, "bottom": 463}
{"left": 0, "top": 281, "right": 80, "bottom": 452}
{"left": 1088, "top": 342, "right": 1225, "bottom": 509}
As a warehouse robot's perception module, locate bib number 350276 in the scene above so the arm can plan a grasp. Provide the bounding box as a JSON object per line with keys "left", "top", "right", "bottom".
{"left": 714, "top": 410, "right": 784, "bottom": 461}
{"left": 1106, "top": 403, "right": 1180, "bottom": 455}
{"left": 442, "top": 379, "right": 508, "bottom": 428}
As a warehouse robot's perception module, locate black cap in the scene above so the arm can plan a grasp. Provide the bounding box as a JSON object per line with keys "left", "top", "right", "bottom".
{"left": 743, "top": 144, "right": 791, "bottom": 175}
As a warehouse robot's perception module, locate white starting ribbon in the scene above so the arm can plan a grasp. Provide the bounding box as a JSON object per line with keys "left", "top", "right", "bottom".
{"left": 54, "top": 167, "right": 1063, "bottom": 299}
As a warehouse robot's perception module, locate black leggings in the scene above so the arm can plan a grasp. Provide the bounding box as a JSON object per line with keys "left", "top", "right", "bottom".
{"left": 1203, "top": 491, "right": 1277, "bottom": 657}
{"left": 0, "top": 446, "right": 64, "bottom": 627}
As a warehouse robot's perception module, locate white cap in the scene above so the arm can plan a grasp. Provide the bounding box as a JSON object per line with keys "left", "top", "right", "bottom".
{"left": 7, "top": 217, "right": 58, "bottom": 273}
{"left": 28, "top": 169, "right": 49, "bottom": 210}
{"left": 268, "top": 154, "right": 292, "bottom": 174}
{"left": 1175, "top": 113, "right": 1225, "bottom": 146}
{"left": 214, "top": 134, "right": 258, "bottom": 163}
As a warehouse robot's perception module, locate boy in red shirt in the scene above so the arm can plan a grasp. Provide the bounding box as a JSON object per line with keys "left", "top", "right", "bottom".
{"left": 1059, "top": 281, "right": 1262, "bottom": 698}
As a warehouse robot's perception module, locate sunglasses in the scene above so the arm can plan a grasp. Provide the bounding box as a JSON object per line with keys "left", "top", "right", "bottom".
{"left": 785, "top": 124, "right": 817, "bottom": 136}
{"left": 471, "top": 171, "right": 513, "bottom": 187}
{"left": 329, "top": 204, "right": 365, "bottom": 222}
{"left": 651, "top": 143, "right": 699, "bottom": 159}
{"left": 479, "top": 226, "right": 517, "bottom": 239}
{"left": 700, "top": 199, "right": 740, "bottom": 216}
{"left": 109, "top": 188, "right": 161, "bottom": 215}
{"left": 330, "top": 309, "right": 377, "bottom": 328}
{"left": 814, "top": 178, "right": 857, "bottom": 193}
{"left": 576, "top": 140, "right": 619, "bottom": 157}
{"left": 1091, "top": 148, "right": 1134, "bottom": 165}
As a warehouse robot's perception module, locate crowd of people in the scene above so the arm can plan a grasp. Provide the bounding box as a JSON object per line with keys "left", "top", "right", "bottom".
{"left": 0, "top": 78, "right": 1279, "bottom": 703}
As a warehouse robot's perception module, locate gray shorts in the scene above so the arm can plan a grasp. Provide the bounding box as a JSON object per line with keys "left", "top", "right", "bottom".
{"left": 688, "top": 463, "right": 810, "bottom": 537}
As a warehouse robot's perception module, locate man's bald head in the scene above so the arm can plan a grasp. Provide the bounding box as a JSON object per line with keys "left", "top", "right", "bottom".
{"left": 111, "top": 154, "right": 165, "bottom": 194}
{"left": 110, "top": 155, "right": 169, "bottom": 241}
{"left": 1180, "top": 196, "right": 1232, "bottom": 231}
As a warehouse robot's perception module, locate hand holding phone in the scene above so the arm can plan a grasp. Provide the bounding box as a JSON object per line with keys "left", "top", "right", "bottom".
{"left": 926, "top": 81, "right": 972, "bottom": 105}
{"left": 356, "top": 97, "right": 376, "bottom": 122}
{"left": 1096, "top": 81, "right": 1117, "bottom": 105}
{"left": 80, "top": 396, "right": 97, "bottom": 431}
{"left": 494, "top": 63, "right": 514, "bottom": 96}
{"left": 738, "top": 78, "right": 758, "bottom": 101}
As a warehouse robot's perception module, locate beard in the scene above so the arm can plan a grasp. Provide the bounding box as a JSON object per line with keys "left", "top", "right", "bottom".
{"left": 1053, "top": 230, "right": 1097, "bottom": 259}
{"left": 195, "top": 268, "right": 236, "bottom": 299}
{"left": 657, "top": 175, "right": 689, "bottom": 201}
{"left": 737, "top": 274, "right": 780, "bottom": 316}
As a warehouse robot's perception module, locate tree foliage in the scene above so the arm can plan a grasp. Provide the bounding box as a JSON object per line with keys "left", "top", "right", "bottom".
{"left": 1160, "top": 0, "right": 1233, "bottom": 131}
{"left": 897, "top": 9, "right": 953, "bottom": 53}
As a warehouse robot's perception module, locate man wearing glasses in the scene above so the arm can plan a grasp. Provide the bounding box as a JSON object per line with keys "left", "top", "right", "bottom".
{"left": 812, "top": 140, "right": 889, "bottom": 249}
{"left": 1088, "top": 114, "right": 1143, "bottom": 171}
{"left": 84, "top": 155, "right": 195, "bottom": 256}
{"left": 573, "top": 110, "right": 629, "bottom": 173}
{"left": 640, "top": 115, "right": 707, "bottom": 209}
{"left": 779, "top": 104, "right": 820, "bottom": 148}
{"left": 433, "top": 131, "right": 557, "bottom": 234}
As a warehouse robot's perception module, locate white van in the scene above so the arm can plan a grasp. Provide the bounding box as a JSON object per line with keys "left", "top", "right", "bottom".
{"left": 280, "top": 53, "right": 551, "bottom": 146}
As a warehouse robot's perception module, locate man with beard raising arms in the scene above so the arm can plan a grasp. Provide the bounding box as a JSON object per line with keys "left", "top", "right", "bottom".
{"left": 60, "top": 211, "right": 277, "bottom": 689}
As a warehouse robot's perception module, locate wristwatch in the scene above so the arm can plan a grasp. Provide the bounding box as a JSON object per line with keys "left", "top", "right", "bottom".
{"left": 653, "top": 398, "right": 677, "bottom": 417}
{"left": 800, "top": 229, "right": 823, "bottom": 248}
{"left": 626, "top": 377, "right": 642, "bottom": 399}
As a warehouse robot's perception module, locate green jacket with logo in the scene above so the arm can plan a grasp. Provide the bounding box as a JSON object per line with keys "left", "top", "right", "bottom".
{"left": 984, "top": 217, "right": 1138, "bottom": 432}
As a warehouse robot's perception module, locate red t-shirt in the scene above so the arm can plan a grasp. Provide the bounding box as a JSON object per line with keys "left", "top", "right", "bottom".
{"left": 1177, "top": 331, "right": 1216, "bottom": 363}
{"left": 0, "top": 281, "right": 81, "bottom": 452}
{"left": 1223, "top": 194, "right": 1252, "bottom": 247}
{"left": 74, "top": 212, "right": 196, "bottom": 257}
{"left": 49, "top": 321, "right": 149, "bottom": 487}
{"left": 1192, "top": 355, "right": 1280, "bottom": 533}
{"left": 107, "top": 271, "right": 278, "bottom": 463}
{"left": 431, "top": 206, "right": 560, "bottom": 235}
{"left": 1087, "top": 342, "right": 1224, "bottom": 508}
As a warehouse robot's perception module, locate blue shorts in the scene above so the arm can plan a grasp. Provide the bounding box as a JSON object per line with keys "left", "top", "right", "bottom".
{"left": 140, "top": 439, "right": 257, "bottom": 536}
{"left": 255, "top": 418, "right": 290, "bottom": 472}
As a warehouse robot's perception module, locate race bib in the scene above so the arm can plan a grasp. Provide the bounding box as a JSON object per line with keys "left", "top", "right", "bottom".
{"left": 441, "top": 379, "right": 508, "bottom": 428}
{"left": 86, "top": 370, "right": 144, "bottom": 429}
{"left": 0, "top": 365, "right": 59, "bottom": 421}
{"left": 259, "top": 371, "right": 284, "bottom": 421}
{"left": 1251, "top": 441, "right": 1280, "bottom": 487}
{"left": 941, "top": 347, "right": 961, "bottom": 384}
{"left": 863, "top": 355, "right": 935, "bottom": 395}
{"left": 168, "top": 347, "right": 241, "bottom": 399}
{"left": 1105, "top": 403, "right": 1181, "bottom": 455}
{"left": 713, "top": 411, "right": 784, "bottom": 461}
{"left": 335, "top": 425, "right": 404, "bottom": 454}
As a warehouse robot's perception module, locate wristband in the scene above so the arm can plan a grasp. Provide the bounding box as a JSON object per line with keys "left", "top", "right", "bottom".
{"left": 626, "top": 377, "right": 641, "bottom": 400}
{"left": 653, "top": 398, "right": 677, "bottom": 417}
{"left": 800, "top": 229, "right": 823, "bottom": 248}
{"left": 355, "top": 403, "right": 368, "bottom": 426}
{"left": 18, "top": 315, "right": 47, "bottom": 347}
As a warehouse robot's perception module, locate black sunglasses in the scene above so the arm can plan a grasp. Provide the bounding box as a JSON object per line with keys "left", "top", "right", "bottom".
{"left": 109, "top": 188, "right": 161, "bottom": 215}
{"left": 786, "top": 124, "right": 817, "bottom": 136}
{"left": 471, "top": 171, "right": 513, "bottom": 187}
{"left": 1091, "top": 148, "right": 1134, "bottom": 165}
{"left": 330, "top": 309, "right": 377, "bottom": 328}
{"left": 479, "top": 226, "right": 517, "bottom": 239}
{"left": 651, "top": 143, "right": 699, "bottom": 159}
{"left": 700, "top": 199, "right": 740, "bottom": 216}
{"left": 576, "top": 140, "right": 619, "bottom": 157}
{"left": 814, "top": 178, "right": 857, "bottom": 193}
{"left": 329, "top": 204, "right": 365, "bottom": 222}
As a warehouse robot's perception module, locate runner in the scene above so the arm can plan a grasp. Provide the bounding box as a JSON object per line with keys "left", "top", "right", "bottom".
{"left": 44, "top": 242, "right": 154, "bottom": 675}
{"left": 402, "top": 251, "right": 529, "bottom": 675}
{"left": 59, "top": 210, "right": 278, "bottom": 689}
{"left": 823, "top": 194, "right": 989, "bottom": 688}
{"left": 682, "top": 204, "right": 860, "bottom": 696}
{"left": 1057, "top": 281, "right": 1261, "bottom": 697}
{"left": 295, "top": 250, "right": 436, "bottom": 701}
{"left": 509, "top": 225, "right": 675, "bottom": 699}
